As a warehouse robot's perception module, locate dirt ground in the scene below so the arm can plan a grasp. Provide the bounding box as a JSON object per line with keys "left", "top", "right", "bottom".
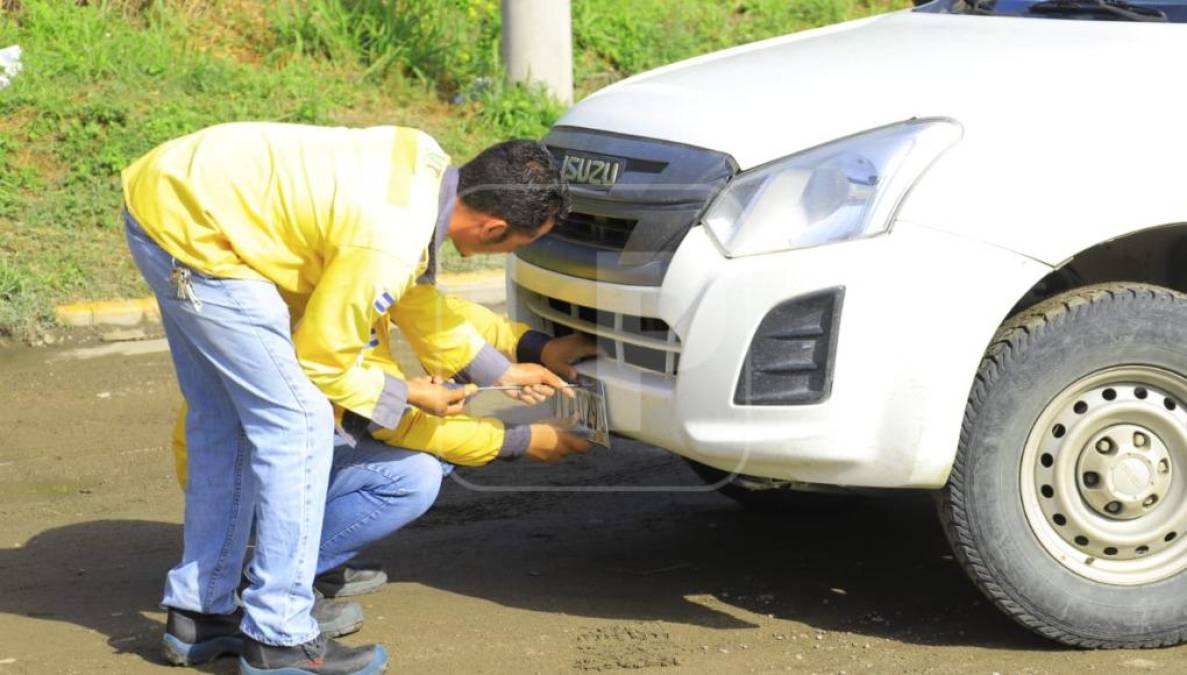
{"left": 2, "top": 325, "right": 1187, "bottom": 674}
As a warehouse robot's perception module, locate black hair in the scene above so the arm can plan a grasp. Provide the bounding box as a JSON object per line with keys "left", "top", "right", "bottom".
{"left": 457, "top": 140, "right": 570, "bottom": 237}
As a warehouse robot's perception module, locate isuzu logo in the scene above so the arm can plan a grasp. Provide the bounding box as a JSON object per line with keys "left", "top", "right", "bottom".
{"left": 560, "top": 153, "right": 623, "bottom": 187}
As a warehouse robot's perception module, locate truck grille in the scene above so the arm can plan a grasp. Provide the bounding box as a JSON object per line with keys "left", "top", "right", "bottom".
{"left": 519, "top": 288, "right": 680, "bottom": 377}
{"left": 515, "top": 127, "right": 737, "bottom": 286}
{"left": 553, "top": 212, "right": 638, "bottom": 250}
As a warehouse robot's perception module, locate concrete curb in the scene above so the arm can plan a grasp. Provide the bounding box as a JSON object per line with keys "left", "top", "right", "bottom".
{"left": 55, "top": 297, "right": 161, "bottom": 328}
{"left": 55, "top": 270, "right": 508, "bottom": 328}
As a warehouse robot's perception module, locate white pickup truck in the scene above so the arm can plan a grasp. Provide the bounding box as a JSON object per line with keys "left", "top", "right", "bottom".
{"left": 507, "top": 0, "right": 1187, "bottom": 648}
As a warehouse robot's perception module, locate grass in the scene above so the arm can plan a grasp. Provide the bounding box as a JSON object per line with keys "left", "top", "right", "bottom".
{"left": 0, "top": 0, "right": 904, "bottom": 338}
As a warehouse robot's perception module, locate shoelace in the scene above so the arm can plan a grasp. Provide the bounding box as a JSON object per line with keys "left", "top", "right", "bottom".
{"left": 300, "top": 635, "right": 327, "bottom": 665}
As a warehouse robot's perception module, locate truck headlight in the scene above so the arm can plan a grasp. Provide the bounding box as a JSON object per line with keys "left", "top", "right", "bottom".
{"left": 703, "top": 118, "right": 963, "bottom": 257}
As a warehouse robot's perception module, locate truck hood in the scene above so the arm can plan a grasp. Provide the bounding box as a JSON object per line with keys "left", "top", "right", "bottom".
{"left": 558, "top": 10, "right": 1185, "bottom": 169}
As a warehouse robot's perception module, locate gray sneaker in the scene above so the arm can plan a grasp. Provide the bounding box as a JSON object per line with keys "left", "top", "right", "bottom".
{"left": 236, "top": 574, "right": 364, "bottom": 638}
{"left": 312, "top": 596, "right": 364, "bottom": 639}
{"left": 314, "top": 564, "right": 387, "bottom": 598}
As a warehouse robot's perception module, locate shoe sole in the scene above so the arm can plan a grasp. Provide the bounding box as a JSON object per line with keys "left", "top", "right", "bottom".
{"left": 238, "top": 644, "right": 389, "bottom": 674}
{"left": 162, "top": 633, "right": 245, "bottom": 666}
{"left": 315, "top": 572, "right": 388, "bottom": 599}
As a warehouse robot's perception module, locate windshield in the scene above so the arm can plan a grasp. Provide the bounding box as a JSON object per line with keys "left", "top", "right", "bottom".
{"left": 916, "top": 0, "right": 1187, "bottom": 21}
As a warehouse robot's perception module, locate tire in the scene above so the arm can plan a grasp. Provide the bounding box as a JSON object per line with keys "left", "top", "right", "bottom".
{"left": 941, "top": 283, "right": 1187, "bottom": 648}
{"left": 683, "top": 458, "right": 856, "bottom": 511}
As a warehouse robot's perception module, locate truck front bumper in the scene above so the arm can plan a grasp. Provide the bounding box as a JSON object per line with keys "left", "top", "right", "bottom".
{"left": 508, "top": 222, "right": 1049, "bottom": 488}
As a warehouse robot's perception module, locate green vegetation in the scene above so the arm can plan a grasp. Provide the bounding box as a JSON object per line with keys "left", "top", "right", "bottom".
{"left": 0, "top": 0, "right": 902, "bottom": 338}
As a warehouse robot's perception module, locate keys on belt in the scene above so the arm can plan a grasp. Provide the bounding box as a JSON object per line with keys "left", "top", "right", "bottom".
{"left": 170, "top": 265, "right": 203, "bottom": 312}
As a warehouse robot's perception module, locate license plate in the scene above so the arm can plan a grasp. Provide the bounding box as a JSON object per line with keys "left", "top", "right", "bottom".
{"left": 555, "top": 373, "right": 610, "bottom": 448}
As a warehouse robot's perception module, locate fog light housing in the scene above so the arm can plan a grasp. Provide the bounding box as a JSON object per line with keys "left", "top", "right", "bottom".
{"left": 734, "top": 288, "right": 844, "bottom": 406}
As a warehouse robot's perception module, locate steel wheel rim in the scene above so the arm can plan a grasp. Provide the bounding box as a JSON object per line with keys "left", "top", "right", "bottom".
{"left": 1020, "top": 366, "right": 1187, "bottom": 585}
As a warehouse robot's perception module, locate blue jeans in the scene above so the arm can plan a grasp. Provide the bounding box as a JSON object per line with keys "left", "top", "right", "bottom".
{"left": 125, "top": 214, "right": 333, "bottom": 646}
{"left": 319, "top": 439, "right": 453, "bottom": 574}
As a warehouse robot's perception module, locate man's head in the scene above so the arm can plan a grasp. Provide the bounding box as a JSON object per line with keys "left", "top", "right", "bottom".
{"left": 447, "top": 140, "right": 570, "bottom": 256}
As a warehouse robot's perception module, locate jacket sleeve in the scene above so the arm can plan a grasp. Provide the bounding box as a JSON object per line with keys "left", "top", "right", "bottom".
{"left": 369, "top": 408, "right": 509, "bottom": 466}
{"left": 449, "top": 291, "right": 552, "bottom": 365}
{"left": 355, "top": 346, "right": 530, "bottom": 465}
{"left": 392, "top": 283, "right": 556, "bottom": 382}
{"left": 391, "top": 283, "right": 524, "bottom": 385}
{"left": 439, "top": 289, "right": 532, "bottom": 360}
{"left": 293, "top": 246, "right": 418, "bottom": 429}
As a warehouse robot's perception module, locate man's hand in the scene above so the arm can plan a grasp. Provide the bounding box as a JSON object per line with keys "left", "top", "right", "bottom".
{"left": 526, "top": 420, "right": 594, "bottom": 462}
{"left": 541, "top": 333, "right": 600, "bottom": 380}
{"left": 407, "top": 376, "right": 475, "bottom": 416}
{"left": 496, "top": 363, "right": 572, "bottom": 405}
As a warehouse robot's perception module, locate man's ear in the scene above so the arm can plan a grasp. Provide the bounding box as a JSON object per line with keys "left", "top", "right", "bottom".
{"left": 479, "top": 217, "right": 510, "bottom": 244}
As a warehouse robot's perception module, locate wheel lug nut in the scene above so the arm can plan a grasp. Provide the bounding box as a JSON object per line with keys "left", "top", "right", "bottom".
{"left": 1144, "top": 495, "right": 1159, "bottom": 508}
{"left": 1083, "top": 472, "right": 1101, "bottom": 487}
{"left": 1105, "top": 501, "right": 1123, "bottom": 514}
{"left": 1096, "top": 438, "right": 1115, "bottom": 454}
{"left": 1134, "top": 432, "right": 1149, "bottom": 448}
{"left": 1159, "top": 459, "right": 1171, "bottom": 474}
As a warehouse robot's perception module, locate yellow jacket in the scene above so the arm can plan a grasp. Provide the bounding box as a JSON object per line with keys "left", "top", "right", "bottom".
{"left": 125, "top": 122, "right": 474, "bottom": 430}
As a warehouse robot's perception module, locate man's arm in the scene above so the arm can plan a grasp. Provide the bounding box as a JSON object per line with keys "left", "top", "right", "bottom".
{"left": 390, "top": 283, "right": 520, "bottom": 384}
{"left": 355, "top": 352, "right": 583, "bottom": 464}
{"left": 294, "top": 247, "right": 468, "bottom": 428}
{"left": 369, "top": 404, "right": 517, "bottom": 466}
{"left": 370, "top": 402, "right": 592, "bottom": 466}
{"left": 436, "top": 289, "right": 600, "bottom": 382}
{"left": 393, "top": 283, "right": 595, "bottom": 392}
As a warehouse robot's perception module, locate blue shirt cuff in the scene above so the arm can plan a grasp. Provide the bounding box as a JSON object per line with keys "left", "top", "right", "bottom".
{"left": 516, "top": 330, "right": 551, "bottom": 365}
{"left": 498, "top": 424, "right": 531, "bottom": 460}
{"left": 455, "top": 343, "right": 512, "bottom": 386}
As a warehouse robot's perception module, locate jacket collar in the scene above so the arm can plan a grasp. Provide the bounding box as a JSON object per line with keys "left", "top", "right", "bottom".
{"left": 418, "top": 166, "right": 458, "bottom": 285}
{"left": 433, "top": 166, "right": 459, "bottom": 254}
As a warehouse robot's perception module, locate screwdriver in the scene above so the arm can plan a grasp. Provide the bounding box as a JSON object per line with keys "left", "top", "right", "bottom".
{"left": 471, "top": 383, "right": 580, "bottom": 392}
{"left": 444, "top": 382, "right": 583, "bottom": 396}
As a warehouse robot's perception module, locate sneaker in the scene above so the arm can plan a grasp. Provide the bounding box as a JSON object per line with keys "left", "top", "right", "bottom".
{"left": 239, "top": 635, "right": 388, "bottom": 675}
{"left": 314, "top": 564, "right": 388, "bottom": 598}
{"left": 236, "top": 575, "right": 365, "bottom": 638}
{"left": 312, "top": 596, "right": 364, "bottom": 639}
{"left": 161, "top": 607, "right": 245, "bottom": 666}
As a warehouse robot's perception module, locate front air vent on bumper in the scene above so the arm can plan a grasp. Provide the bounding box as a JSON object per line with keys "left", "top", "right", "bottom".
{"left": 518, "top": 288, "right": 681, "bottom": 377}
{"left": 734, "top": 288, "right": 844, "bottom": 406}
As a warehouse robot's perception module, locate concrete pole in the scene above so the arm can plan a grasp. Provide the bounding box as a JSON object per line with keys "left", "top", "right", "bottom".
{"left": 501, "top": 0, "right": 573, "bottom": 105}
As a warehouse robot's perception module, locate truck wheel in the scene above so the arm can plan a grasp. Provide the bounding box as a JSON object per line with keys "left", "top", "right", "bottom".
{"left": 683, "top": 458, "right": 855, "bottom": 511}
{"left": 941, "top": 283, "right": 1187, "bottom": 648}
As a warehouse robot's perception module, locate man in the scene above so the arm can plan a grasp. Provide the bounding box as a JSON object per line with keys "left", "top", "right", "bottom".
{"left": 123, "top": 123, "right": 587, "bottom": 674}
